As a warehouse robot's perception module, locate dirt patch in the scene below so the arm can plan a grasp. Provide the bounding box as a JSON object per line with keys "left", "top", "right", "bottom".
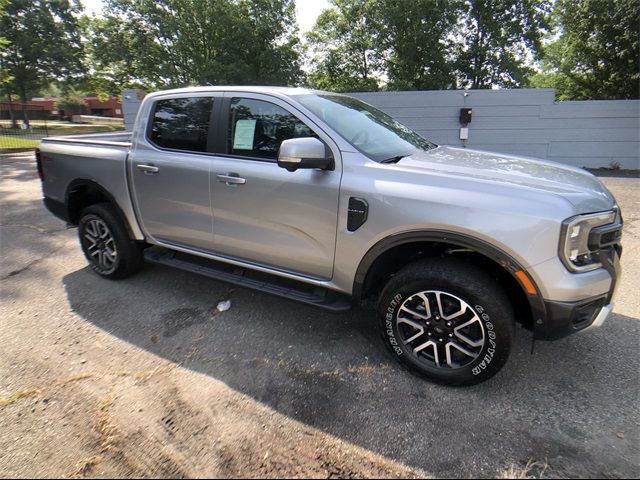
{"left": 0, "top": 361, "right": 427, "bottom": 479}
{"left": 499, "top": 459, "right": 549, "bottom": 479}
{"left": 92, "top": 371, "right": 426, "bottom": 478}
{"left": 0, "top": 388, "right": 41, "bottom": 407}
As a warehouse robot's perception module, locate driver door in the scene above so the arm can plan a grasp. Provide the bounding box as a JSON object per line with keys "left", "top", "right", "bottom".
{"left": 210, "top": 93, "right": 341, "bottom": 279}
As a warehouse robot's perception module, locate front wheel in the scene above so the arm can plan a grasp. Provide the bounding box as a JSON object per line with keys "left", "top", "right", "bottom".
{"left": 377, "top": 258, "right": 514, "bottom": 386}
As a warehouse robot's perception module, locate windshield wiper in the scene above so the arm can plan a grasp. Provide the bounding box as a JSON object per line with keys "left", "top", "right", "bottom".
{"left": 380, "top": 155, "right": 408, "bottom": 164}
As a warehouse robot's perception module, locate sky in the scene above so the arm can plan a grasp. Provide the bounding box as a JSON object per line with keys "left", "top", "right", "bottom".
{"left": 81, "top": 0, "right": 331, "bottom": 34}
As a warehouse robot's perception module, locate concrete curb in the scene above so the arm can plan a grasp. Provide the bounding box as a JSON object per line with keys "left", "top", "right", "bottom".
{"left": 0, "top": 148, "right": 36, "bottom": 156}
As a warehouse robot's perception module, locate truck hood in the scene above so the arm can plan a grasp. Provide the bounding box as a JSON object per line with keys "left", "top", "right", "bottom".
{"left": 397, "top": 146, "right": 615, "bottom": 214}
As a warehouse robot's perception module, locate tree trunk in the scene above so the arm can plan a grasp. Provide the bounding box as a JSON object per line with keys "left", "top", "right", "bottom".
{"left": 471, "top": 7, "right": 483, "bottom": 89}
{"left": 7, "top": 96, "right": 17, "bottom": 129}
{"left": 19, "top": 86, "right": 30, "bottom": 127}
{"left": 362, "top": 48, "right": 368, "bottom": 80}
{"left": 20, "top": 103, "right": 30, "bottom": 128}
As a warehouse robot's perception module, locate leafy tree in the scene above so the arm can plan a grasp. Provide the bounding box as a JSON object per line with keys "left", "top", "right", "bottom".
{"left": 89, "top": 0, "right": 303, "bottom": 90}
{"left": 0, "top": 0, "right": 85, "bottom": 125}
{"left": 376, "top": 0, "right": 460, "bottom": 90}
{"left": 306, "top": 0, "right": 550, "bottom": 92}
{"left": 56, "top": 89, "right": 87, "bottom": 117}
{"left": 84, "top": 12, "right": 156, "bottom": 95}
{"left": 530, "top": 0, "right": 640, "bottom": 100}
{"left": 306, "top": 0, "right": 381, "bottom": 92}
{"left": 455, "top": 0, "right": 551, "bottom": 89}
{"left": 0, "top": 0, "right": 10, "bottom": 87}
{"left": 235, "top": 0, "right": 304, "bottom": 85}
{"left": 0, "top": 0, "right": 16, "bottom": 127}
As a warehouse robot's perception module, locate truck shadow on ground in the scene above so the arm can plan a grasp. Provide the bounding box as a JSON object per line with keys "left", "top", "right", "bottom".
{"left": 62, "top": 263, "right": 640, "bottom": 478}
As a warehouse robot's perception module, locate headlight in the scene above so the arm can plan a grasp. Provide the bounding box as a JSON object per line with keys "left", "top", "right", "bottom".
{"left": 559, "top": 211, "right": 616, "bottom": 272}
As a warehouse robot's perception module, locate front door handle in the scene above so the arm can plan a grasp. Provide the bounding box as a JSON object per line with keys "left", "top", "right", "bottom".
{"left": 217, "top": 173, "right": 246, "bottom": 185}
{"left": 137, "top": 163, "right": 159, "bottom": 174}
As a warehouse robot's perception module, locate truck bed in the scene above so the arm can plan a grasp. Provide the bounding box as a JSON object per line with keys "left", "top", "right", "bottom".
{"left": 41, "top": 131, "right": 132, "bottom": 147}
{"left": 39, "top": 129, "right": 144, "bottom": 240}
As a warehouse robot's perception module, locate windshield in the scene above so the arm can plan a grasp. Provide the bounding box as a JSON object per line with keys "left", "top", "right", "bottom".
{"left": 293, "top": 94, "right": 437, "bottom": 162}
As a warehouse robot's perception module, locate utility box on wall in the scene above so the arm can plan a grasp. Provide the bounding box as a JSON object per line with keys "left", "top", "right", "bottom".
{"left": 459, "top": 108, "right": 473, "bottom": 125}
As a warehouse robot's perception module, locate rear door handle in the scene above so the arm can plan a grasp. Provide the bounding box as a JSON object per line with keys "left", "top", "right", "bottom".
{"left": 137, "top": 163, "right": 159, "bottom": 174}
{"left": 217, "top": 173, "right": 246, "bottom": 185}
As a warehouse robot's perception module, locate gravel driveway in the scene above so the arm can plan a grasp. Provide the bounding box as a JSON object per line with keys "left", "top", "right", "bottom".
{"left": 1, "top": 152, "right": 638, "bottom": 478}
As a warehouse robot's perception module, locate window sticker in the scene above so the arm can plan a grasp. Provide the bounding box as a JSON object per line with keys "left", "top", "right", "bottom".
{"left": 233, "top": 119, "right": 256, "bottom": 150}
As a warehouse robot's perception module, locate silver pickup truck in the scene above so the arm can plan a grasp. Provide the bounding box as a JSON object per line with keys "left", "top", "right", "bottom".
{"left": 37, "top": 86, "right": 623, "bottom": 385}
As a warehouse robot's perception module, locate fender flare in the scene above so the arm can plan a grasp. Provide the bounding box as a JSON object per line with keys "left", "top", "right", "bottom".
{"left": 65, "top": 178, "right": 136, "bottom": 239}
{"left": 353, "top": 229, "right": 547, "bottom": 336}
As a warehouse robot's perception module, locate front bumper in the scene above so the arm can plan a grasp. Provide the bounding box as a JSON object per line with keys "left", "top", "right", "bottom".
{"left": 537, "top": 245, "right": 621, "bottom": 340}
{"left": 590, "top": 302, "right": 614, "bottom": 329}
{"left": 542, "top": 296, "right": 612, "bottom": 340}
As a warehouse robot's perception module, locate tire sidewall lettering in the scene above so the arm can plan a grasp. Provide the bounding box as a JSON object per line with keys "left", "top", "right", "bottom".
{"left": 472, "top": 305, "right": 497, "bottom": 376}
{"left": 385, "top": 293, "right": 404, "bottom": 356}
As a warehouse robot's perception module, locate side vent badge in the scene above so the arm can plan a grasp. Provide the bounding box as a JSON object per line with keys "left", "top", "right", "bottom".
{"left": 347, "top": 197, "right": 369, "bottom": 232}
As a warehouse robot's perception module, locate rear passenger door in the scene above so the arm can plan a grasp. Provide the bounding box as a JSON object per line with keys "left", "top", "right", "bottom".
{"left": 210, "top": 93, "right": 341, "bottom": 280}
{"left": 129, "top": 93, "right": 218, "bottom": 251}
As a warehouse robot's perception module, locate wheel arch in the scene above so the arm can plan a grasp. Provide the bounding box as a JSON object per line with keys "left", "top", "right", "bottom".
{"left": 65, "top": 179, "right": 136, "bottom": 239}
{"left": 353, "top": 230, "right": 547, "bottom": 333}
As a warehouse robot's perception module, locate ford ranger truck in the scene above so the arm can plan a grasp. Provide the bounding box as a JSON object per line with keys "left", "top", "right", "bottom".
{"left": 37, "top": 86, "right": 623, "bottom": 385}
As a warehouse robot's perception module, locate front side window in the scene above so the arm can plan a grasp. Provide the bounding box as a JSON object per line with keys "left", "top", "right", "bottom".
{"left": 150, "top": 97, "right": 214, "bottom": 152}
{"left": 228, "top": 97, "right": 317, "bottom": 160}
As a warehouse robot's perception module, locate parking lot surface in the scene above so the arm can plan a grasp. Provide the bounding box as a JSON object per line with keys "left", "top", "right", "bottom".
{"left": 1, "top": 152, "right": 638, "bottom": 478}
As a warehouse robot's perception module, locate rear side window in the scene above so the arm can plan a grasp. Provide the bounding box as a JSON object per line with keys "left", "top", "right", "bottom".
{"left": 150, "top": 97, "right": 214, "bottom": 152}
{"left": 228, "top": 97, "right": 317, "bottom": 160}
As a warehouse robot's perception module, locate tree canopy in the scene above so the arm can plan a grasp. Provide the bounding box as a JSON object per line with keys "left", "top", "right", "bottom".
{"left": 0, "top": 0, "right": 10, "bottom": 87}
{"left": 89, "top": 0, "right": 303, "bottom": 91}
{"left": 0, "top": 0, "right": 85, "bottom": 101}
{"left": 455, "top": 0, "right": 550, "bottom": 89}
{"left": 0, "top": 0, "right": 636, "bottom": 101}
{"left": 529, "top": 0, "right": 640, "bottom": 100}
{"left": 306, "top": 0, "right": 381, "bottom": 92}
{"left": 376, "top": 0, "right": 460, "bottom": 90}
{"left": 306, "top": 0, "right": 552, "bottom": 92}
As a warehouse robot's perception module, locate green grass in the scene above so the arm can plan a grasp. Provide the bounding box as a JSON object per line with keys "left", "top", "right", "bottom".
{"left": 0, "top": 123, "right": 125, "bottom": 151}
{"left": 0, "top": 136, "right": 40, "bottom": 150}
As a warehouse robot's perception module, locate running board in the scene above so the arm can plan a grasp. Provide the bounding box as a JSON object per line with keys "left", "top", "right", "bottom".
{"left": 144, "top": 247, "right": 352, "bottom": 312}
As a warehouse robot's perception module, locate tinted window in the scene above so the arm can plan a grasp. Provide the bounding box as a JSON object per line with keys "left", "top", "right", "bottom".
{"left": 228, "top": 97, "right": 317, "bottom": 160}
{"left": 150, "top": 97, "right": 214, "bottom": 152}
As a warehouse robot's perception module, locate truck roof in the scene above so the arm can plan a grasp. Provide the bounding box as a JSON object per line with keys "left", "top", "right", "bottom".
{"left": 146, "top": 85, "right": 325, "bottom": 98}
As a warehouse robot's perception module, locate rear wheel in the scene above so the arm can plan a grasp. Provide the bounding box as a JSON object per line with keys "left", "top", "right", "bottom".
{"left": 78, "top": 203, "right": 143, "bottom": 279}
{"left": 377, "top": 258, "right": 514, "bottom": 386}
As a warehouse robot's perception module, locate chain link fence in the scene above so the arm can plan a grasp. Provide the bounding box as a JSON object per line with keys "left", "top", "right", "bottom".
{"left": 0, "top": 102, "right": 49, "bottom": 151}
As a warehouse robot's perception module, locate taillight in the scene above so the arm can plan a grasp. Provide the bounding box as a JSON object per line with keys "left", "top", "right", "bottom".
{"left": 35, "top": 148, "right": 44, "bottom": 181}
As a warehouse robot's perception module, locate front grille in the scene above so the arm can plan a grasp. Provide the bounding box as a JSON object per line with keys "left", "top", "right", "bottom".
{"left": 601, "top": 230, "right": 621, "bottom": 246}
{"left": 589, "top": 223, "right": 623, "bottom": 250}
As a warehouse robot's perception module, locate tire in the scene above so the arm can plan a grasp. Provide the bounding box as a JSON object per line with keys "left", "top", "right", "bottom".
{"left": 377, "top": 257, "right": 514, "bottom": 386}
{"left": 78, "top": 203, "right": 143, "bottom": 279}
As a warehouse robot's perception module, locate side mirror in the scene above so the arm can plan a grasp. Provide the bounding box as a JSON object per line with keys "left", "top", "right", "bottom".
{"left": 277, "top": 137, "right": 333, "bottom": 172}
